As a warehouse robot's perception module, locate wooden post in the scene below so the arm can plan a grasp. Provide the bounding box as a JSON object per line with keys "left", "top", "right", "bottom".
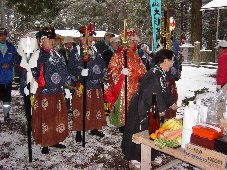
{"left": 193, "top": 41, "right": 200, "bottom": 65}
{"left": 212, "top": 40, "right": 217, "bottom": 62}
{"left": 141, "top": 144, "right": 151, "bottom": 170}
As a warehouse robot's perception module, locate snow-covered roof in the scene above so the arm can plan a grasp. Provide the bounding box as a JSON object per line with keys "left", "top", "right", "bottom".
{"left": 55, "top": 30, "right": 108, "bottom": 38}
{"left": 201, "top": 0, "right": 227, "bottom": 10}
{"left": 55, "top": 30, "right": 80, "bottom": 37}
{"left": 180, "top": 43, "right": 194, "bottom": 48}
{"left": 22, "top": 30, "right": 111, "bottom": 39}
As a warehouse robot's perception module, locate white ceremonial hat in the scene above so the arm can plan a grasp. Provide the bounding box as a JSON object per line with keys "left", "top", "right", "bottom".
{"left": 63, "top": 37, "right": 74, "bottom": 44}
{"left": 215, "top": 40, "right": 227, "bottom": 48}
{"left": 110, "top": 36, "right": 121, "bottom": 43}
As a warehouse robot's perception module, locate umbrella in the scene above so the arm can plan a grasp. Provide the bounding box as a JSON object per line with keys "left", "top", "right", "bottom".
{"left": 201, "top": 0, "right": 227, "bottom": 40}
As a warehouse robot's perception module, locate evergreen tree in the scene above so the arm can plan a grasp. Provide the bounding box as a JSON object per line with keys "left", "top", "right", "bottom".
{"left": 2, "top": 0, "right": 227, "bottom": 49}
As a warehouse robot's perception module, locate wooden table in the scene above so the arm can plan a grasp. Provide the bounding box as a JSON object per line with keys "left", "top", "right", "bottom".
{"left": 132, "top": 130, "right": 227, "bottom": 170}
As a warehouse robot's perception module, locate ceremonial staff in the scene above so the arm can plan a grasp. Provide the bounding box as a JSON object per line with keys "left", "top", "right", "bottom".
{"left": 24, "top": 37, "right": 34, "bottom": 162}
{"left": 160, "top": 7, "right": 172, "bottom": 50}
{"left": 27, "top": 82, "right": 32, "bottom": 162}
{"left": 122, "top": 19, "right": 129, "bottom": 124}
{"left": 13, "top": 62, "right": 32, "bottom": 162}
{"left": 82, "top": 26, "right": 89, "bottom": 147}
{"left": 17, "top": 37, "right": 38, "bottom": 162}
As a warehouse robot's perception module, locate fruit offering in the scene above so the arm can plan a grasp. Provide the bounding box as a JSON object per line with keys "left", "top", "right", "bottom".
{"left": 154, "top": 138, "right": 179, "bottom": 149}
{"left": 149, "top": 118, "right": 183, "bottom": 148}
{"left": 161, "top": 118, "right": 183, "bottom": 130}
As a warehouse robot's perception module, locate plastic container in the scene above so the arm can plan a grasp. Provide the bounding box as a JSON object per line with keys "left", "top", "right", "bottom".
{"left": 192, "top": 124, "right": 223, "bottom": 140}
{"left": 181, "top": 128, "right": 192, "bottom": 149}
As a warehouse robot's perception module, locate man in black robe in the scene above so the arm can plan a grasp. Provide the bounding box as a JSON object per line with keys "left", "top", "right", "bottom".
{"left": 95, "top": 32, "right": 115, "bottom": 55}
{"left": 102, "top": 36, "right": 121, "bottom": 68}
{"left": 121, "top": 49, "right": 178, "bottom": 166}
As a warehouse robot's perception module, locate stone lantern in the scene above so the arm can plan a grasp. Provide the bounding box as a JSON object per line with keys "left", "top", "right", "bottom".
{"left": 180, "top": 40, "right": 194, "bottom": 64}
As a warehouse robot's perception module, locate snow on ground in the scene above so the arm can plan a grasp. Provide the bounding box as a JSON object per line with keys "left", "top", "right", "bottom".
{"left": 176, "top": 64, "right": 217, "bottom": 106}
{"left": 0, "top": 64, "right": 218, "bottom": 170}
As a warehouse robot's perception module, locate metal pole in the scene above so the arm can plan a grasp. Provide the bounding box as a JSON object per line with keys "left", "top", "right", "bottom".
{"left": 82, "top": 26, "right": 89, "bottom": 147}
{"left": 27, "top": 83, "right": 32, "bottom": 162}
{"left": 216, "top": 9, "right": 220, "bottom": 41}
{"left": 215, "top": 9, "right": 220, "bottom": 62}
{"left": 82, "top": 61, "right": 87, "bottom": 147}
{"left": 124, "top": 49, "right": 127, "bottom": 124}
{"left": 26, "top": 43, "right": 33, "bottom": 162}
{"left": 122, "top": 19, "right": 128, "bottom": 127}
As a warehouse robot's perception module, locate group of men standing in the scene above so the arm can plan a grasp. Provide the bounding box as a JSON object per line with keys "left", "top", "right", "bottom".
{"left": 0, "top": 24, "right": 180, "bottom": 161}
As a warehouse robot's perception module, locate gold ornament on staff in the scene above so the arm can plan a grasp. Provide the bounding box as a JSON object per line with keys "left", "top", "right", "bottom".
{"left": 159, "top": 6, "right": 172, "bottom": 50}
{"left": 83, "top": 27, "right": 89, "bottom": 61}
{"left": 122, "top": 19, "right": 128, "bottom": 48}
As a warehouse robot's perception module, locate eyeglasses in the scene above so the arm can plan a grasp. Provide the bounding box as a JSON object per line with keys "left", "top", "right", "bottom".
{"left": 105, "top": 34, "right": 111, "bottom": 37}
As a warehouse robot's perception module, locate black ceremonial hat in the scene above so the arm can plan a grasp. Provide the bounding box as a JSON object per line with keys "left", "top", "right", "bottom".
{"left": 38, "top": 27, "right": 56, "bottom": 39}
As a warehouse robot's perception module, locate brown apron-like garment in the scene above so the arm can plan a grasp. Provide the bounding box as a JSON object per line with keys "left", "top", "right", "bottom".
{"left": 71, "top": 83, "right": 106, "bottom": 131}
{"left": 32, "top": 89, "right": 69, "bottom": 147}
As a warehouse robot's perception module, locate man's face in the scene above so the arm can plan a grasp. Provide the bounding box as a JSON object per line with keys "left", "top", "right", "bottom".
{"left": 162, "top": 57, "right": 174, "bottom": 72}
{"left": 128, "top": 38, "right": 136, "bottom": 49}
{"left": 217, "top": 47, "right": 224, "bottom": 55}
{"left": 134, "top": 39, "right": 139, "bottom": 45}
{"left": 0, "top": 34, "right": 7, "bottom": 43}
{"left": 104, "top": 33, "right": 113, "bottom": 43}
{"left": 81, "top": 35, "right": 94, "bottom": 46}
{"left": 141, "top": 45, "right": 148, "bottom": 52}
{"left": 41, "top": 37, "right": 55, "bottom": 49}
{"left": 87, "top": 36, "right": 94, "bottom": 45}
{"left": 65, "top": 42, "right": 73, "bottom": 50}
{"left": 110, "top": 41, "right": 119, "bottom": 50}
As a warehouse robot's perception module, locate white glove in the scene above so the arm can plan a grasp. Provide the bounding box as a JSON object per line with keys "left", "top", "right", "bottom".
{"left": 24, "top": 87, "right": 29, "bottom": 96}
{"left": 104, "top": 83, "right": 109, "bottom": 90}
{"left": 64, "top": 89, "right": 71, "bottom": 99}
{"left": 30, "top": 78, "right": 38, "bottom": 94}
{"left": 121, "top": 68, "right": 129, "bottom": 75}
{"left": 81, "top": 69, "right": 89, "bottom": 76}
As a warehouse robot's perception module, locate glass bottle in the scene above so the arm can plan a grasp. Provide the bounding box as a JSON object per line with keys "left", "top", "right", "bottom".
{"left": 223, "top": 100, "right": 227, "bottom": 120}
{"left": 148, "top": 93, "right": 160, "bottom": 134}
{"left": 220, "top": 100, "right": 227, "bottom": 133}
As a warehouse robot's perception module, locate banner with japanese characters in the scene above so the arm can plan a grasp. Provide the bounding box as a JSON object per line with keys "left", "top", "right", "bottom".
{"left": 150, "top": 0, "right": 161, "bottom": 51}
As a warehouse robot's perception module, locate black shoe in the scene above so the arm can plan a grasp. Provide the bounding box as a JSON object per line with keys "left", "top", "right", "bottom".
{"left": 90, "top": 129, "right": 105, "bottom": 138}
{"left": 51, "top": 143, "right": 66, "bottom": 149}
{"left": 4, "top": 114, "right": 9, "bottom": 121}
{"left": 119, "top": 126, "right": 125, "bottom": 133}
{"left": 75, "top": 131, "right": 82, "bottom": 143}
{"left": 105, "top": 111, "right": 110, "bottom": 116}
{"left": 105, "top": 109, "right": 110, "bottom": 116}
{"left": 41, "top": 147, "right": 49, "bottom": 154}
